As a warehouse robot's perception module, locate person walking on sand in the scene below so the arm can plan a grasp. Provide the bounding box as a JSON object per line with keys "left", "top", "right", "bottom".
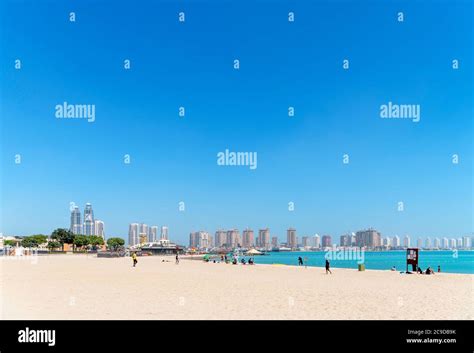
{"left": 175, "top": 253, "right": 179, "bottom": 265}
{"left": 438, "top": 265, "right": 441, "bottom": 273}
{"left": 132, "top": 252, "right": 137, "bottom": 267}
{"left": 325, "top": 259, "right": 332, "bottom": 274}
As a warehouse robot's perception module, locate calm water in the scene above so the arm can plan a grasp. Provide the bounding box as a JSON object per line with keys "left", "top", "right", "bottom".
{"left": 248, "top": 250, "right": 474, "bottom": 274}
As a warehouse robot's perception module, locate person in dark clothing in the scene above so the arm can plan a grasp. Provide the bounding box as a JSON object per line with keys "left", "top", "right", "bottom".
{"left": 175, "top": 253, "right": 179, "bottom": 264}
{"left": 438, "top": 265, "right": 441, "bottom": 273}
{"left": 298, "top": 256, "right": 303, "bottom": 266}
{"left": 325, "top": 259, "right": 332, "bottom": 274}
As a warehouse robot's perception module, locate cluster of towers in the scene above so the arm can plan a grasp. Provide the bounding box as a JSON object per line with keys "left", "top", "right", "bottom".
{"left": 70, "top": 203, "right": 105, "bottom": 238}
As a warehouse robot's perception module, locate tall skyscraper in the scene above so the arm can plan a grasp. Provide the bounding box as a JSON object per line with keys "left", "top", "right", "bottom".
{"left": 215, "top": 230, "right": 227, "bottom": 247}
{"left": 417, "top": 238, "right": 423, "bottom": 249}
{"left": 450, "top": 238, "right": 457, "bottom": 249}
{"left": 149, "top": 226, "right": 158, "bottom": 242}
{"left": 355, "top": 229, "right": 381, "bottom": 248}
{"left": 160, "top": 226, "right": 169, "bottom": 240}
{"left": 462, "top": 236, "right": 471, "bottom": 249}
{"left": 442, "top": 237, "right": 449, "bottom": 249}
{"left": 392, "top": 235, "right": 401, "bottom": 248}
{"left": 128, "top": 223, "right": 139, "bottom": 246}
{"left": 340, "top": 234, "right": 351, "bottom": 247}
{"left": 287, "top": 228, "right": 297, "bottom": 249}
{"left": 189, "top": 232, "right": 199, "bottom": 248}
{"left": 258, "top": 228, "right": 270, "bottom": 249}
{"left": 322, "top": 235, "right": 332, "bottom": 248}
{"left": 94, "top": 220, "right": 105, "bottom": 239}
{"left": 425, "top": 237, "right": 432, "bottom": 249}
{"left": 138, "top": 223, "right": 148, "bottom": 244}
{"left": 302, "top": 236, "right": 310, "bottom": 247}
{"left": 83, "top": 203, "right": 95, "bottom": 236}
{"left": 226, "top": 229, "right": 240, "bottom": 249}
{"left": 434, "top": 237, "right": 441, "bottom": 249}
{"left": 313, "top": 234, "right": 321, "bottom": 248}
{"left": 242, "top": 228, "right": 254, "bottom": 248}
{"left": 403, "top": 235, "right": 411, "bottom": 248}
{"left": 70, "top": 206, "right": 82, "bottom": 235}
{"left": 271, "top": 236, "right": 279, "bottom": 248}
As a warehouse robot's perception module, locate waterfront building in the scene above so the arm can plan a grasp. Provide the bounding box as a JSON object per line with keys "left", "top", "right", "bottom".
{"left": 83, "top": 203, "right": 95, "bottom": 236}
{"left": 322, "top": 235, "right": 332, "bottom": 248}
{"left": 258, "top": 228, "right": 270, "bottom": 249}
{"left": 70, "top": 206, "right": 83, "bottom": 235}
{"left": 287, "top": 228, "right": 297, "bottom": 249}
{"left": 242, "top": 228, "right": 254, "bottom": 248}
{"left": 355, "top": 228, "right": 381, "bottom": 249}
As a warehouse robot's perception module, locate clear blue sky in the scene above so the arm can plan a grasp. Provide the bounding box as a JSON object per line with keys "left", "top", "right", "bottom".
{"left": 1, "top": 0, "right": 472, "bottom": 244}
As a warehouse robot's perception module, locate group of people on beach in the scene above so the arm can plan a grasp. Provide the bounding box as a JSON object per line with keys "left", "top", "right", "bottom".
{"left": 130, "top": 252, "right": 180, "bottom": 267}
{"left": 416, "top": 265, "right": 439, "bottom": 274}
{"left": 131, "top": 253, "right": 443, "bottom": 276}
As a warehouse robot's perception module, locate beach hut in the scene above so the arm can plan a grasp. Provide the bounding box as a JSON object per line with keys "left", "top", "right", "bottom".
{"left": 245, "top": 248, "right": 262, "bottom": 256}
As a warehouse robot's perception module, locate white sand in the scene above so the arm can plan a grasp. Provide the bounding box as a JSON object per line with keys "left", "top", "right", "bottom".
{"left": 1, "top": 254, "right": 472, "bottom": 320}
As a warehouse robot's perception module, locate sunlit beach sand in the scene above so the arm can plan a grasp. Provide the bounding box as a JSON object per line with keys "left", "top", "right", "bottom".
{"left": 1, "top": 254, "right": 472, "bottom": 320}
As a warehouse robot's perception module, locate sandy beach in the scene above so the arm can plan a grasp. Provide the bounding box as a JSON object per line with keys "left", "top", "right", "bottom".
{"left": 1, "top": 254, "right": 472, "bottom": 320}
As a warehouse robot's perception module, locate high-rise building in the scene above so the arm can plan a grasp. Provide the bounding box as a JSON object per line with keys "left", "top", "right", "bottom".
{"left": 160, "top": 226, "right": 169, "bottom": 240}
{"left": 138, "top": 223, "right": 148, "bottom": 244}
{"left": 287, "top": 228, "right": 297, "bottom": 249}
{"left": 302, "top": 236, "right": 310, "bottom": 247}
{"left": 417, "top": 238, "right": 423, "bottom": 249}
{"left": 215, "top": 230, "right": 227, "bottom": 247}
{"left": 226, "top": 229, "right": 241, "bottom": 249}
{"left": 271, "top": 236, "right": 279, "bottom": 248}
{"left": 258, "top": 228, "right": 270, "bottom": 249}
{"left": 462, "top": 236, "right": 471, "bottom": 249}
{"left": 425, "top": 237, "right": 432, "bottom": 249}
{"left": 242, "top": 228, "right": 254, "bottom": 248}
{"left": 94, "top": 220, "right": 105, "bottom": 239}
{"left": 197, "top": 231, "right": 211, "bottom": 248}
{"left": 83, "top": 203, "right": 95, "bottom": 236}
{"left": 313, "top": 234, "right": 321, "bottom": 248}
{"left": 403, "top": 235, "right": 411, "bottom": 248}
{"left": 392, "top": 235, "right": 401, "bottom": 248}
{"left": 355, "top": 229, "right": 381, "bottom": 248}
{"left": 383, "top": 237, "right": 391, "bottom": 247}
{"left": 189, "top": 232, "right": 200, "bottom": 248}
{"left": 70, "top": 206, "right": 83, "bottom": 235}
{"left": 340, "top": 234, "right": 351, "bottom": 247}
{"left": 149, "top": 226, "right": 158, "bottom": 242}
{"left": 457, "top": 238, "right": 463, "bottom": 248}
{"left": 442, "top": 237, "right": 449, "bottom": 249}
{"left": 322, "top": 235, "right": 332, "bottom": 248}
{"left": 434, "top": 238, "right": 441, "bottom": 249}
{"left": 450, "top": 238, "right": 457, "bottom": 249}
{"left": 128, "top": 223, "right": 139, "bottom": 246}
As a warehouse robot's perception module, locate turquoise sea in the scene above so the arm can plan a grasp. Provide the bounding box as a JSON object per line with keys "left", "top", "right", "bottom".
{"left": 248, "top": 250, "right": 474, "bottom": 274}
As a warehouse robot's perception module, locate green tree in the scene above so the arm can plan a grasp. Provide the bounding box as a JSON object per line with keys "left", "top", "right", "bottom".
{"left": 73, "top": 235, "right": 90, "bottom": 251}
{"left": 51, "top": 228, "right": 74, "bottom": 250}
{"left": 89, "top": 236, "right": 104, "bottom": 250}
{"left": 47, "top": 241, "right": 61, "bottom": 252}
{"left": 21, "top": 235, "right": 48, "bottom": 248}
{"left": 107, "top": 237, "right": 125, "bottom": 251}
{"left": 4, "top": 240, "right": 16, "bottom": 247}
